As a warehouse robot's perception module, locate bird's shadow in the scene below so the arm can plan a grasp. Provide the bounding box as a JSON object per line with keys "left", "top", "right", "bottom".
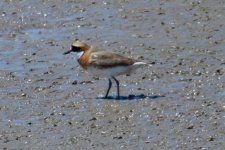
{"left": 96, "top": 94, "right": 164, "bottom": 100}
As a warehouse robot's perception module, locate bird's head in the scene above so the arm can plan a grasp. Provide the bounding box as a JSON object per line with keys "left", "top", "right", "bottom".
{"left": 64, "top": 40, "right": 90, "bottom": 55}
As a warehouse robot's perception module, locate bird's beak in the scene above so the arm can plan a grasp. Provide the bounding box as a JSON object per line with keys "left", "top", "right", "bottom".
{"left": 63, "top": 50, "right": 72, "bottom": 55}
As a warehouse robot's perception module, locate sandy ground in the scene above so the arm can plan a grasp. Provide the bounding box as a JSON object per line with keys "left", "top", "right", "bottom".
{"left": 1, "top": 0, "right": 225, "bottom": 149}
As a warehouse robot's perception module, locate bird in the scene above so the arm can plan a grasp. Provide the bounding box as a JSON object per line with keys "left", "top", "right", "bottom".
{"left": 64, "top": 40, "right": 147, "bottom": 99}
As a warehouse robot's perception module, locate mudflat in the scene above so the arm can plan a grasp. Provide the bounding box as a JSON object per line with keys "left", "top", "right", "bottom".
{"left": 1, "top": 0, "right": 225, "bottom": 149}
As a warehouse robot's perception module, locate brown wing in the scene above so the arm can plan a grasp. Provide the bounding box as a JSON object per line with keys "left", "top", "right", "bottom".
{"left": 89, "top": 51, "right": 135, "bottom": 68}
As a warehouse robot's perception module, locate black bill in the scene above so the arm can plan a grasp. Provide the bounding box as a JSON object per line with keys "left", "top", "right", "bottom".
{"left": 63, "top": 50, "right": 72, "bottom": 55}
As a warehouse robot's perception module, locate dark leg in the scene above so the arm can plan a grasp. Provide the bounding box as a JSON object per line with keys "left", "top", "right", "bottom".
{"left": 105, "top": 78, "right": 112, "bottom": 98}
{"left": 112, "top": 76, "right": 120, "bottom": 98}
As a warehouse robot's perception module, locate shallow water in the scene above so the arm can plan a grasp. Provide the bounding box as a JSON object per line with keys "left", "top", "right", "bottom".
{"left": 1, "top": 0, "right": 225, "bottom": 149}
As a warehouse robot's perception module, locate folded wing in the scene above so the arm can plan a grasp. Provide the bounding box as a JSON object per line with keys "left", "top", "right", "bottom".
{"left": 89, "top": 51, "right": 135, "bottom": 68}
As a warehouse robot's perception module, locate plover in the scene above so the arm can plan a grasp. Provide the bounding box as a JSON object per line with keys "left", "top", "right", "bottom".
{"left": 64, "top": 40, "right": 146, "bottom": 99}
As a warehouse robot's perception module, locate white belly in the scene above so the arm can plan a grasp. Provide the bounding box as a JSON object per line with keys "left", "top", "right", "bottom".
{"left": 87, "top": 66, "right": 132, "bottom": 78}
{"left": 86, "top": 62, "right": 146, "bottom": 78}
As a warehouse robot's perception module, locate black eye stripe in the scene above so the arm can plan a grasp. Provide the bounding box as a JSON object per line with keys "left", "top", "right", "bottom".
{"left": 71, "top": 46, "right": 82, "bottom": 52}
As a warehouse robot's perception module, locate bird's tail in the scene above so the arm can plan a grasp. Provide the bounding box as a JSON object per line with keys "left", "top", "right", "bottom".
{"left": 133, "top": 62, "right": 147, "bottom": 66}
{"left": 131, "top": 62, "right": 151, "bottom": 70}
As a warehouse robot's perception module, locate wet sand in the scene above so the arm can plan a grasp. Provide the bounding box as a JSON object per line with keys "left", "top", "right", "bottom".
{"left": 1, "top": 0, "right": 225, "bottom": 149}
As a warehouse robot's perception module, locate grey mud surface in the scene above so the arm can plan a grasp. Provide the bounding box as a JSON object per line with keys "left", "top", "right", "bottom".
{"left": 1, "top": 0, "right": 225, "bottom": 149}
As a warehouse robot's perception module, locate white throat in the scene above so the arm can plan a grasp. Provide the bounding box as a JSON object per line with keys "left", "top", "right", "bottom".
{"left": 77, "top": 51, "right": 84, "bottom": 59}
